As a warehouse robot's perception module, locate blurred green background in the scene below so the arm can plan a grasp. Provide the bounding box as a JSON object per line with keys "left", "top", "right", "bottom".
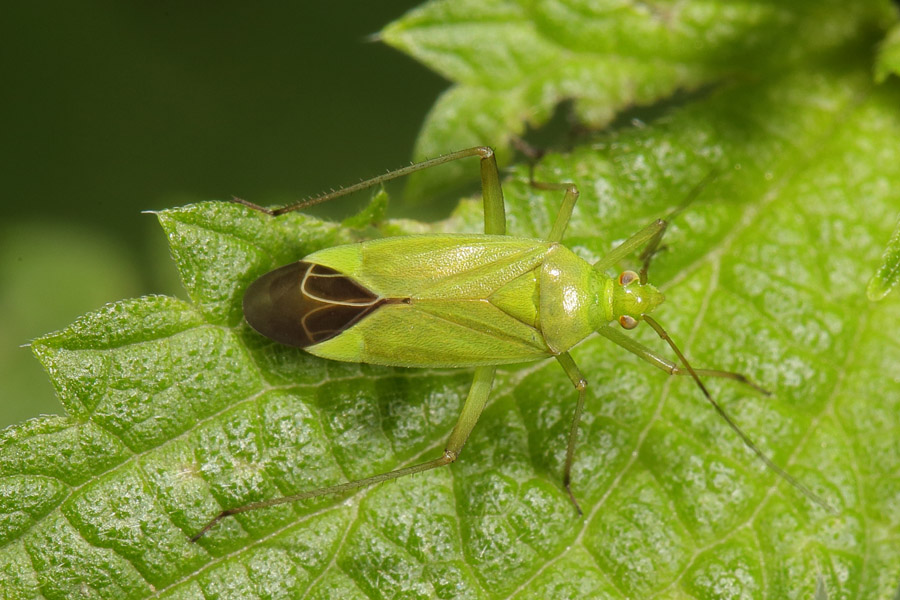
{"left": 0, "top": 2, "right": 443, "bottom": 429}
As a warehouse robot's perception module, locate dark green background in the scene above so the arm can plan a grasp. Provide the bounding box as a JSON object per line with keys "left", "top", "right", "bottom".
{"left": 0, "top": 2, "right": 441, "bottom": 428}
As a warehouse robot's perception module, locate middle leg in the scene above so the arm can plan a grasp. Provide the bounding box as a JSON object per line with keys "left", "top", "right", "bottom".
{"left": 555, "top": 351, "right": 589, "bottom": 515}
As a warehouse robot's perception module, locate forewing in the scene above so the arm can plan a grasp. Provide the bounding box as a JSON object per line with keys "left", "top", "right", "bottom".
{"left": 242, "top": 261, "right": 383, "bottom": 347}
{"left": 307, "top": 299, "right": 551, "bottom": 367}
{"left": 306, "top": 235, "right": 550, "bottom": 298}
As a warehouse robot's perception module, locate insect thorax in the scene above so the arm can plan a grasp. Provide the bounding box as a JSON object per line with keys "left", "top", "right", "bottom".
{"left": 538, "top": 245, "right": 612, "bottom": 353}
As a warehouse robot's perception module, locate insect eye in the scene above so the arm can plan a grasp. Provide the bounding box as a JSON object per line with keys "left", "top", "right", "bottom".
{"left": 618, "top": 270, "right": 639, "bottom": 286}
{"left": 619, "top": 315, "right": 639, "bottom": 329}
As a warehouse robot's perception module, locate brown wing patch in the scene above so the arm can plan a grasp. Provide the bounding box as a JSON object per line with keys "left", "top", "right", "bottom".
{"left": 243, "top": 261, "right": 398, "bottom": 348}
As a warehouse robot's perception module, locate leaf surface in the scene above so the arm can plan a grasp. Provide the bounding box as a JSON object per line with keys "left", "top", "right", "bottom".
{"left": 868, "top": 216, "right": 900, "bottom": 300}
{"left": 4, "top": 7, "right": 900, "bottom": 600}
{"left": 876, "top": 22, "right": 900, "bottom": 82}
{"left": 382, "top": 0, "right": 897, "bottom": 197}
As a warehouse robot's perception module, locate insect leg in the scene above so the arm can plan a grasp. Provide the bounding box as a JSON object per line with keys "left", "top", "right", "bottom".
{"left": 596, "top": 325, "right": 768, "bottom": 394}
{"left": 636, "top": 221, "right": 669, "bottom": 284}
{"left": 513, "top": 146, "right": 580, "bottom": 241}
{"left": 191, "top": 366, "right": 496, "bottom": 542}
{"left": 478, "top": 151, "right": 507, "bottom": 236}
{"left": 592, "top": 171, "right": 721, "bottom": 281}
{"left": 639, "top": 315, "right": 835, "bottom": 512}
{"left": 443, "top": 366, "right": 497, "bottom": 453}
{"left": 524, "top": 177, "right": 580, "bottom": 242}
{"left": 234, "top": 147, "right": 507, "bottom": 233}
{"left": 592, "top": 219, "right": 667, "bottom": 273}
{"left": 555, "top": 352, "right": 588, "bottom": 515}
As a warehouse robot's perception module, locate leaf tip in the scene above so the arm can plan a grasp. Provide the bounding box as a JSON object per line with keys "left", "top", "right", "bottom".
{"left": 866, "top": 276, "right": 892, "bottom": 301}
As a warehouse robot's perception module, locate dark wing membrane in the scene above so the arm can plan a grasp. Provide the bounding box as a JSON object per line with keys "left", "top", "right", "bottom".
{"left": 243, "top": 261, "right": 388, "bottom": 347}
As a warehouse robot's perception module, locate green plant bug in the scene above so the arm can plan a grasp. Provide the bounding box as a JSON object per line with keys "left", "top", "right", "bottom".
{"left": 192, "top": 146, "right": 833, "bottom": 541}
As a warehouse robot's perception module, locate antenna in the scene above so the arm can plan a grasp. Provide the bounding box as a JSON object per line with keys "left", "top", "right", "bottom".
{"left": 641, "top": 314, "right": 836, "bottom": 513}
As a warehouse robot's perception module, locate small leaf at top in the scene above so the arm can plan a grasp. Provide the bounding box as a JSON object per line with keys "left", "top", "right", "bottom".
{"left": 876, "top": 22, "right": 900, "bottom": 82}
{"left": 867, "top": 215, "right": 900, "bottom": 300}
{"left": 382, "top": 0, "right": 898, "bottom": 198}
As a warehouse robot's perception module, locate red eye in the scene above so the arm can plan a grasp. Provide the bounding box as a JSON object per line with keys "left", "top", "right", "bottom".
{"left": 618, "top": 270, "right": 639, "bottom": 286}
{"left": 619, "top": 315, "right": 638, "bottom": 329}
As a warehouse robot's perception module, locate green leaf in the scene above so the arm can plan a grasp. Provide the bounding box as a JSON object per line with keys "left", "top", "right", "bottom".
{"left": 6, "top": 10, "right": 900, "bottom": 600}
{"left": 867, "top": 216, "right": 900, "bottom": 300}
{"left": 876, "top": 23, "right": 900, "bottom": 82}
{"left": 382, "top": 0, "right": 897, "bottom": 198}
{"left": 340, "top": 188, "right": 390, "bottom": 231}
{"left": 0, "top": 222, "right": 144, "bottom": 429}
